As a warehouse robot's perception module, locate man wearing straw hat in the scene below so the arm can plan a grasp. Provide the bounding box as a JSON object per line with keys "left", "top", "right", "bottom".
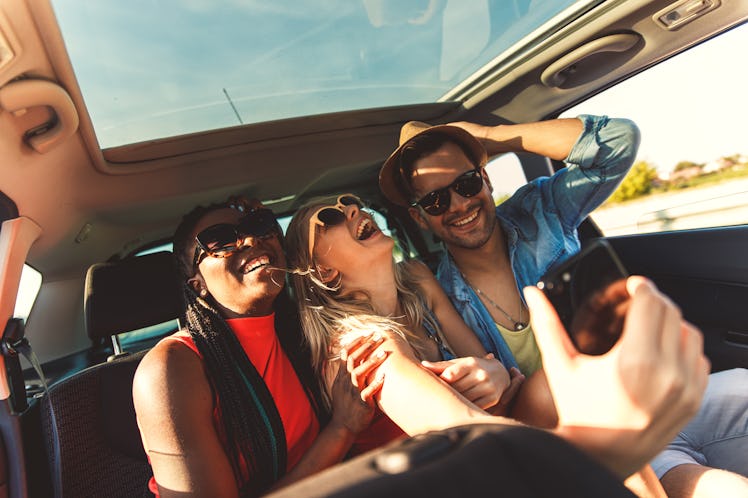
{"left": 378, "top": 115, "right": 748, "bottom": 498}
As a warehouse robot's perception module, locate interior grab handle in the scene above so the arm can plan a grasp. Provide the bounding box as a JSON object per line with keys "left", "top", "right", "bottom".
{"left": 0, "top": 79, "right": 79, "bottom": 153}
{"left": 541, "top": 33, "right": 641, "bottom": 88}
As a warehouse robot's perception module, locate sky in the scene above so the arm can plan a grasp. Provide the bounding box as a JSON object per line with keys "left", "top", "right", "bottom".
{"left": 561, "top": 23, "right": 748, "bottom": 174}
{"left": 16, "top": 2, "right": 747, "bottom": 313}
{"left": 51, "top": 0, "right": 577, "bottom": 148}
{"left": 478, "top": 22, "right": 748, "bottom": 198}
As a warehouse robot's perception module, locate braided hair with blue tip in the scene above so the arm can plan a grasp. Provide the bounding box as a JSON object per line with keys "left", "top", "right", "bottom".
{"left": 173, "top": 202, "right": 327, "bottom": 497}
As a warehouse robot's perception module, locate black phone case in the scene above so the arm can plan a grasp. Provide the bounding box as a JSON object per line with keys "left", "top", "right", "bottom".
{"left": 537, "top": 239, "right": 628, "bottom": 354}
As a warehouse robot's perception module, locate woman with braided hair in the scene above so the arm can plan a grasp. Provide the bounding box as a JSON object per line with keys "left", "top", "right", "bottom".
{"left": 133, "top": 198, "right": 385, "bottom": 498}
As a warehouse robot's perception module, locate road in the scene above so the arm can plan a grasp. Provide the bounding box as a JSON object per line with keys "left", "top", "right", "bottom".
{"left": 592, "top": 178, "right": 748, "bottom": 236}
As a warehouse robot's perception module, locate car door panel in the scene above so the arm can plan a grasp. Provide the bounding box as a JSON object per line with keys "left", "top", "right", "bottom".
{"left": 606, "top": 226, "right": 748, "bottom": 372}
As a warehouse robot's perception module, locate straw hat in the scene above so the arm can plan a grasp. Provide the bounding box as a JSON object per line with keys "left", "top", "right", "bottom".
{"left": 378, "top": 121, "right": 487, "bottom": 206}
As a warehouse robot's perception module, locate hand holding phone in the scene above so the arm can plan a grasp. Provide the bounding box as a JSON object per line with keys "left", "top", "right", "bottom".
{"left": 537, "top": 240, "right": 629, "bottom": 355}
{"left": 524, "top": 277, "right": 709, "bottom": 479}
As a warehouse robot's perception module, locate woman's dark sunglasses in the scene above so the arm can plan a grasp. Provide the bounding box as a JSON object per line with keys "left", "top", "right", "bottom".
{"left": 308, "top": 194, "right": 364, "bottom": 258}
{"left": 411, "top": 169, "right": 484, "bottom": 216}
{"left": 192, "top": 207, "right": 279, "bottom": 270}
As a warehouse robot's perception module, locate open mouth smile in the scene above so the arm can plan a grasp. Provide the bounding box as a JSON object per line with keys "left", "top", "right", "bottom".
{"left": 356, "top": 218, "right": 378, "bottom": 240}
{"left": 449, "top": 207, "right": 480, "bottom": 228}
{"left": 239, "top": 254, "right": 272, "bottom": 274}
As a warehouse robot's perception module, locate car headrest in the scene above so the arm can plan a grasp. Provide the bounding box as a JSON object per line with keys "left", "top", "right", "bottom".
{"left": 84, "top": 251, "right": 183, "bottom": 341}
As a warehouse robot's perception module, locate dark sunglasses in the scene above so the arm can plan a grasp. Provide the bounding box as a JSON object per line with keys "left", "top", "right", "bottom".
{"left": 192, "top": 207, "right": 279, "bottom": 271}
{"left": 307, "top": 194, "right": 365, "bottom": 258}
{"left": 411, "top": 169, "right": 484, "bottom": 216}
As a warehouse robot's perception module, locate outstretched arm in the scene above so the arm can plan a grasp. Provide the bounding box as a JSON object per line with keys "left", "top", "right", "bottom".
{"left": 449, "top": 118, "right": 584, "bottom": 160}
{"left": 337, "top": 277, "right": 707, "bottom": 480}
{"left": 331, "top": 329, "right": 497, "bottom": 436}
{"left": 526, "top": 277, "right": 709, "bottom": 478}
{"left": 451, "top": 116, "right": 640, "bottom": 228}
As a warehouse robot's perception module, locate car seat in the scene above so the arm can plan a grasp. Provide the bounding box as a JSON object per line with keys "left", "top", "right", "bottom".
{"left": 39, "top": 251, "right": 182, "bottom": 498}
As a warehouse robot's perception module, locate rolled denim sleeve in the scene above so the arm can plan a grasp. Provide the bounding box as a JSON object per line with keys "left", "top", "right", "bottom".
{"left": 545, "top": 114, "right": 641, "bottom": 231}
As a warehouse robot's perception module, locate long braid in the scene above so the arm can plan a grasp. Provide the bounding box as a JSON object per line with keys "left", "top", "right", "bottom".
{"left": 273, "top": 290, "right": 330, "bottom": 427}
{"left": 181, "top": 286, "right": 286, "bottom": 496}
{"left": 173, "top": 203, "right": 326, "bottom": 496}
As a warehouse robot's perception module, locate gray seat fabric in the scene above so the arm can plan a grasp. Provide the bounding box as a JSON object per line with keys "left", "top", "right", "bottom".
{"left": 40, "top": 251, "right": 184, "bottom": 497}
{"left": 40, "top": 350, "right": 151, "bottom": 498}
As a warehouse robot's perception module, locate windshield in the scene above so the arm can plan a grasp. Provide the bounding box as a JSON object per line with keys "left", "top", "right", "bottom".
{"left": 52, "top": 0, "right": 593, "bottom": 149}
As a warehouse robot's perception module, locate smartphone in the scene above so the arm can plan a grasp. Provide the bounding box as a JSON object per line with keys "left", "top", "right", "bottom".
{"left": 537, "top": 240, "right": 629, "bottom": 355}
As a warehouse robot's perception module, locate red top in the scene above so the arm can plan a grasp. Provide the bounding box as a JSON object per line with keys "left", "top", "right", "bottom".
{"left": 147, "top": 313, "right": 320, "bottom": 496}
{"left": 350, "top": 408, "right": 406, "bottom": 456}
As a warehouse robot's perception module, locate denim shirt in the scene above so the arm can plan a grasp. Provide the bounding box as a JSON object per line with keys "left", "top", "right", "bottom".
{"left": 436, "top": 115, "right": 640, "bottom": 371}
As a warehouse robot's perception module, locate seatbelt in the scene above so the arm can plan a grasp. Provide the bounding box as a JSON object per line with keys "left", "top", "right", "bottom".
{"left": 2, "top": 317, "right": 62, "bottom": 495}
{"left": 2, "top": 317, "right": 51, "bottom": 407}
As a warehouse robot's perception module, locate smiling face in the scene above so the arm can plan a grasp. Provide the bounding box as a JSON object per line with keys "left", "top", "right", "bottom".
{"left": 407, "top": 141, "right": 497, "bottom": 250}
{"left": 309, "top": 201, "right": 394, "bottom": 288}
{"left": 186, "top": 207, "right": 286, "bottom": 317}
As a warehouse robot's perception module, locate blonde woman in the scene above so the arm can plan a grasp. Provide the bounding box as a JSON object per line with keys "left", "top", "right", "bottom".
{"left": 284, "top": 193, "right": 709, "bottom": 481}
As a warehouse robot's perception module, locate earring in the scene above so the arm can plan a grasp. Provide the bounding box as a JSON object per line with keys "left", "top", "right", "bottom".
{"left": 200, "top": 289, "right": 208, "bottom": 297}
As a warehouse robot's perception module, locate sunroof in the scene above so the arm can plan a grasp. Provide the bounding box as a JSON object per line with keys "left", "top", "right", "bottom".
{"left": 52, "top": 0, "right": 590, "bottom": 149}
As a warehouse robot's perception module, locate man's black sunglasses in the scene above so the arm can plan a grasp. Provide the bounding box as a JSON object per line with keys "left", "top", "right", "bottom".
{"left": 192, "top": 207, "right": 279, "bottom": 271}
{"left": 410, "top": 169, "right": 484, "bottom": 216}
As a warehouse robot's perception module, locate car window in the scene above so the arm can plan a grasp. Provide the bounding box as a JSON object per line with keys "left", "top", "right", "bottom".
{"left": 485, "top": 153, "right": 527, "bottom": 205}
{"left": 120, "top": 203, "right": 401, "bottom": 349}
{"left": 14, "top": 264, "right": 42, "bottom": 321}
{"left": 52, "top": 0, "right": 587, "bottom": 149}
{"left": 561, "top": 24, "right": 747, "bottom": 236}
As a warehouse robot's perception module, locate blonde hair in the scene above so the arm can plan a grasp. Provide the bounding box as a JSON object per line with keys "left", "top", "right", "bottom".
{"left": 286, "top": 199, "right": 441, "bottom": 407}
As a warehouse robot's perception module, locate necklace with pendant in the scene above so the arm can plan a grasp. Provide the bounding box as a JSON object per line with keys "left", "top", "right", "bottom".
{"left": 460, "top": 272, "right": 527, "bottom": 331}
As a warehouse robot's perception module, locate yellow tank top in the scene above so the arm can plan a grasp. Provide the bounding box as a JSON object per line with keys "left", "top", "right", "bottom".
{"left": 494, "top": 322, "right": 542, "bottom": 376}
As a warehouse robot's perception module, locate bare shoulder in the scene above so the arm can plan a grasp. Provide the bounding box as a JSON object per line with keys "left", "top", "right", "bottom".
{"left": 401, "top": 259, "right": 433, "bottom": 279}
{"left": 134, "top": 334, "right": 206, "bottom": 400}
{"left": 134, "top": 336, "right": 238, "bottom": 495}
{"left": 401, "top": 259, "right": 441, "bottom": 292}
{"left": 400, "top": 259, "right": 450, "bottom": 308}
{"left": 133, "top": 333, "right": 214, "bottom": 447}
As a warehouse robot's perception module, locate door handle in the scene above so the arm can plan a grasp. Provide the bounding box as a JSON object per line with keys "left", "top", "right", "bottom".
{"left": 725, "top": 330, "right": 748, "bottom": 346}
{"left": 541, "top": 33, "right": 641, "bottom": 88}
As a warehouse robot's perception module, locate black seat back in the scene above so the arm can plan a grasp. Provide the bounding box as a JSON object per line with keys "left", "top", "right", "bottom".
{"left": 40, "top": 251, "right": 183, "bottom": 497}
{"left": 40, "top": 351, "right": 150, "bottom": 498}
{"left": 84, "top": 251, "right": 182, "bottom": 354}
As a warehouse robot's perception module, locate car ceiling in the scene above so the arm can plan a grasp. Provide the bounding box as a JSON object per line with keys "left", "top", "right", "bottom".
{"left": 1, "top": 0, "right": 746, "bottom": 285}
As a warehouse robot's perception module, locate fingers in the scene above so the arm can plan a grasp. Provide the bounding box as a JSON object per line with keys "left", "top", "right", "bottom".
{"left": 459, "top": 381, "right": 498, "bottom": 409}
{"left": 342, "top": 334, "right": 386, "bottom": 382}
{"left": 352, "top": 350, "right": 389, "bottom": 388}
{"left": 658, "top": 292, "right": 683, "bottom": 368}
{"left": 679, "top": 321, "right": 710, "bottom": 414}
{"left": 625, "top": 275, "right": 649, "bottom": 296}
{"left": 340, "top": 333, "right": 376, "bottom": 362}
{"left": 428, "top": 357, "right": 511, "bottom": 409}
{"left": 360, "top": 374, "right": 385, "bottom": 407}
{"left": 524, "top": 286, "right": 576, "bottom": 369}
{"left": 433, "top": 361, "right": 471, "bottom": 385}
{"left": 420, "top": 359, "right": 450, "bottom": 375}
{"left": 619, "top": 277, "right": 679, "bottom": 355}
{"left": 506, "top": 367, "right": 526, "bottom": 395}
{"left": 493, "top": 367, "right": 524, "bottom": 411}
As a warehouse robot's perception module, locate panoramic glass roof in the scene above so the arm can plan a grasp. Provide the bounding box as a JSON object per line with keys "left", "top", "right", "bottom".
{"left": 53, "top": 0, "right": 590, "bottom": 149}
